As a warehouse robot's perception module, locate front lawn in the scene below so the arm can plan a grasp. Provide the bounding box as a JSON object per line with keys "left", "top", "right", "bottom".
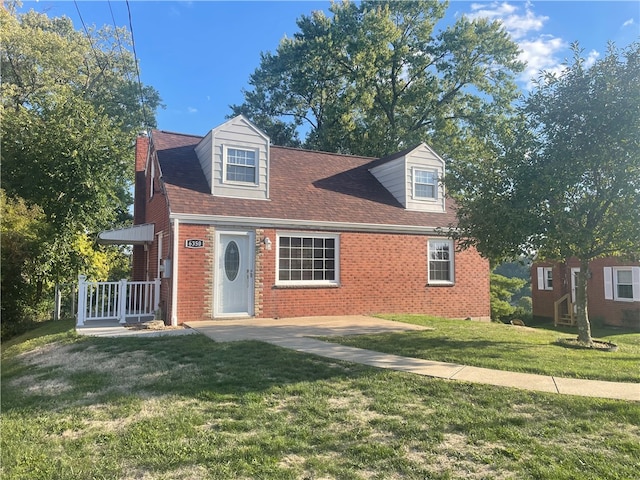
{"left": 322, "top": 315, "right": 640, "bottom": 383}
{"left": 2, "top": 320, "right": 639, "bottom": 479}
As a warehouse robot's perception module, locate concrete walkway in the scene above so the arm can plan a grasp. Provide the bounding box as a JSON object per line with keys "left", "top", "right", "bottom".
{"left": 184, "top": 316, "right": 640, "bottom": 402}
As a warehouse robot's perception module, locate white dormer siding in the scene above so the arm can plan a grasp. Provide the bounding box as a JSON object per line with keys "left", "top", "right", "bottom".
{"left": 369, "top": 143, "right": 446, "bottom": 213}
{"left": 195, "top": 115, "right": 270, "bottom": 200}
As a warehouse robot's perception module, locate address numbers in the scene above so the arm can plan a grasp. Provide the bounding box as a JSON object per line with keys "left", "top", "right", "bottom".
{"left": 185, "top": 239, "right": 205, "bottom": 249}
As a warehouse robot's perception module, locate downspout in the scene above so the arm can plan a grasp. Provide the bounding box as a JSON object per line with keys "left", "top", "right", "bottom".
{"left": 171, "top": 218, "right": 179, "bottom": 327}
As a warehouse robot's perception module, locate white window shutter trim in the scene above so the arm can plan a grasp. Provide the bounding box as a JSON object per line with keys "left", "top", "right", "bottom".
{"left": 632, "top": 267, "right": 640, "bottom": 301}
{"left": 603, "top": 267, "right": 613, "bottom": 300}
{"left": 537, "top": 267, "right": 545, "bottom": 291}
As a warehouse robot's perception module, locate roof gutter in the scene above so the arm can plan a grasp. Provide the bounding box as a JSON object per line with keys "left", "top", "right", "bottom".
{"left": 168, "top": 213, "right": 455, "bottom": 236}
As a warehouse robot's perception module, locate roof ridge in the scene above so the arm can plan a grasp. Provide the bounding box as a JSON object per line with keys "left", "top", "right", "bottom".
{"left": 271, "top": 144, "right": 376, "bottom": 161}
{"left": 152, "top": 129, "right": 204, "bottom": 140}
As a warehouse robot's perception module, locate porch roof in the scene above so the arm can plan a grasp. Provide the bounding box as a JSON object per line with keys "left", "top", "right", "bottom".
{"left": 97, "top": 223, "right": 155, "bottom": 245}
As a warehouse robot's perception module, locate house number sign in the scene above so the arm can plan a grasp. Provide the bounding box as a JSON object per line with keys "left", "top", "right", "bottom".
{"left": 185, "top": 239, "right": 205, "bottom": 249}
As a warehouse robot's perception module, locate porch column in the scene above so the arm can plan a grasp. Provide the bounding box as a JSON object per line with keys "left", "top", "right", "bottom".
{"left": 171, "top": 218, "right": 179, "bottom": 327}
{"left": 118, "top": 279, "right": 127, "bottom": 324}
{"left": 153, "top": 277, "right": 161, "bottom": 313}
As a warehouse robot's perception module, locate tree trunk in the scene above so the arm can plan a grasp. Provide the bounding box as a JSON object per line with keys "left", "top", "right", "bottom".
{"left": 575, "top": 257, "right": 593, "bottom": 346}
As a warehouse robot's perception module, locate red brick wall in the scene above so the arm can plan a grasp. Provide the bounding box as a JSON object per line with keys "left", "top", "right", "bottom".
{"left": 132, "top": 135, "right": 149, "bottom": 281}
{"left": 141, "top": 223, "right": 490, "bottom": 324}
{"left": 532, "top": 258, "right": 640, "bottom": 327}
{"left": 174, "top": 224, "right": 215, "bottom": 322}
{"left": 258, "top": 230, "right": 489, "bottom": 320}
{"left": 137, "top": 151, "right": 172, "bottom": 322}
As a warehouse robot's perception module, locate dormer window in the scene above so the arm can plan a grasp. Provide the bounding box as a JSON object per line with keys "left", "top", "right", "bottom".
{"left": 413, "top": 168, "right": 438, "bottom": 200}
{"left": 224, "top": 146, "right": 258, "bottom": 184}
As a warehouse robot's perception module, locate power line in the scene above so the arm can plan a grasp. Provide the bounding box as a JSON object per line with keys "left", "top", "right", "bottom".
{"left": 125, "top": 0, "right": 151, "bottom": 130}
{"left": 73, "top": 0, "right": 103, "bottom": 70}
{"left": 107, "top": 0, "right": 132, "bottom": 82}
{"left": 74, "top": 0, "right": 151, "bottom": 131}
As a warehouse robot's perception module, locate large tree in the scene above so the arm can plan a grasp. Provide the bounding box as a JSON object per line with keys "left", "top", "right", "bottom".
{"left": 450, "top": 42, "right": 640, "bottom": 345}
{"left": 1, "top": 7, "right": 161, "bottom": 326}
{"left": 231, "top": 0, "right": 523, "bottom": 157}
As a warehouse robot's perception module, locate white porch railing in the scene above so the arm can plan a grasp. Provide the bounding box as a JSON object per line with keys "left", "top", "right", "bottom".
{"left": 76, "top": 275, "right": 160, "bottom": 326}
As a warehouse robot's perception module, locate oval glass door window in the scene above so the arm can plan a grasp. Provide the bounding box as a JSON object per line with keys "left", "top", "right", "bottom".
{"left": 224, "top": 241, "right": 240, "bottom": 281}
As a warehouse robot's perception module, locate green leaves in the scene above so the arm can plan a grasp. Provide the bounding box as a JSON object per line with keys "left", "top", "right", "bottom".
{"left": 450, "top": 41, "right": 640, "bottom": 344}
{"left": 231, "top": 0, "right": 523, "bottom": 157}
{"left": 0, "top": 8, "right": 161, "bottom": 327}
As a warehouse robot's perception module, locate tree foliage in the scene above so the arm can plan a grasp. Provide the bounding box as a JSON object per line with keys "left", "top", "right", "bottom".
{"left": 450, "top": 42, "right": 640, "bottom": 344}
{"left": 490, "top": 273, "right": 527, "bottom": 322}
{"left": 0, "top": 190, "right": 51, "bottom": 335}
{"left": 231, "top": 0, "right": 523, "bottom": 157}
{"left": 1, "top": 7, "right": 161, "bottom": 329}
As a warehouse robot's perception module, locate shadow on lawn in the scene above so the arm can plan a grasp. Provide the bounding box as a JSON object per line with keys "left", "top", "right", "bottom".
{"left": 1, "top": 331, "right": 373, "bottom": 413}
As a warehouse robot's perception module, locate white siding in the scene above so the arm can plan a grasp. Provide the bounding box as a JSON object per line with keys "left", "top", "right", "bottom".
{"left": 194, "top": 131, "right": 214, "bottom": 193}
{"left": 370, "top": 157, "right": 407, "bottom": 207}
{"left": 195, "top": 115, "right": 270, "bottom": 200}
{"left": 405, "top": 145, "right": 445, "bottom": 213}
{"left": 371, "top": 143, "right": 446, "bottom": 213}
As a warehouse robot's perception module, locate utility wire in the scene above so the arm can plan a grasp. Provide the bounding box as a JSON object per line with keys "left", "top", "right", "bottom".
{"left": 107, "top": 0, "right": 133, "bottom": 82}
{"left": 125, "top": 0, "right": 150, "bottom": 130}
{"left": 73, "top": 0, "right": 104, "bottom": 70}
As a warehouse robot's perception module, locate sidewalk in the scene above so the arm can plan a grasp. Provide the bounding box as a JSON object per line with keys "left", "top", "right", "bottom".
{"left": 185, "top": 316, "right": 640, "bottom": 402}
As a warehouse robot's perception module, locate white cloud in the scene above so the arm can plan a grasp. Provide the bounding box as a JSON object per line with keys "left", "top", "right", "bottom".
{"left": 468, "top": 1, "right": 547, "bottom": 39}
{"left": 465, "top": 2, "right": 567, "bottom": 88}
{"left": 187, "top": 107, "right": 198, "bottom": 114}
{"left": 622, "top": 18, "right": 634, "bottom": 28}
{"left": 518, "top": 36, "right": 568, "bottom": 87}
{"left": 583, "top": 49, "right": 600, "bottom": 69}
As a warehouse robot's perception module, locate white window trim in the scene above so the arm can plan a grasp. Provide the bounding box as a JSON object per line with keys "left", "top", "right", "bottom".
{"left": 222, "top": 145, "right": 259, "bottom": 186}
{"left": 275, "top": 232, "right": 340, "bottom": 287}
{"left": 537, "top": 267, "right": 553, "bottom": 291}
{"left": 428, "top": 239, "right": 455, "bottom": 285}
{"left": 412, "top": 167, "right": 439, "bottom": 201}
{"left": 606, "top": 266, "right": 640, "bottom": 302}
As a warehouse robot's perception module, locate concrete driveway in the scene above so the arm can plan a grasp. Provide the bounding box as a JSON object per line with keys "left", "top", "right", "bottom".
{"left": 185, "top": 315, "right": 639, "bottom": 402}
{"left": 184, "top": 315, "right": 431, "bottom": 342}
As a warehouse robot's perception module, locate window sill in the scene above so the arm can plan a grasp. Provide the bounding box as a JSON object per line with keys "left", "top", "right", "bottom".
{"left": 427, "top": 282, "right": 455, "bottom": 287}
{"left": 273, "top": 283, "right": 340, "bottom": 290}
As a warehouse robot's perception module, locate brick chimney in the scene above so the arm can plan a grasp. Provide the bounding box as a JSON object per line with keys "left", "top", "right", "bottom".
{"left": 134, "top": 133, "right": 149, "bottom": 225}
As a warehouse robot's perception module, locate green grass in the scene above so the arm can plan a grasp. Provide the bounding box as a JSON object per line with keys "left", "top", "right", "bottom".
{"left": 321, "top": 315, "right": 640, "bottom": 383}
{"left": 2, "top": 320, "right": 639, "bottom": 479}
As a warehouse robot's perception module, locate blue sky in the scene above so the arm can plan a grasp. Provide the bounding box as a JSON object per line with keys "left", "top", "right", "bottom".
{"left": 20, "top": 1, "right": 640, "bottom": 136}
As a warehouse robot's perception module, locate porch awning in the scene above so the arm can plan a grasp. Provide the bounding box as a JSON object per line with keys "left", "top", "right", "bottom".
{"left": 97, "top": 223, "right": 154, "bottom": 245}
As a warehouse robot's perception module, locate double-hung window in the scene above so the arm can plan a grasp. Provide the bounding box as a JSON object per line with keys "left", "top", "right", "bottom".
{"left": 413, "top": 169, "right": 438, "bottom": 200}
{"left": 277, "top": 233, "right": 339, "bottom": 286}
{"left": 536, "top": 267, "right": 553, "bottom": 290}
{"left": 604, "top": 266, "right": 640, "bottom": 301}
{"left": 428, "top": 239, "right": 454, "bottom": 285}
{"left": 225, "top": 147, "right": 257, "bottom": 184}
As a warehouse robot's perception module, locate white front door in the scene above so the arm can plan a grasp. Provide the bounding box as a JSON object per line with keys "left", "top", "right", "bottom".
{"left": 215, "top": 231, "right": 254, "bottom": 317}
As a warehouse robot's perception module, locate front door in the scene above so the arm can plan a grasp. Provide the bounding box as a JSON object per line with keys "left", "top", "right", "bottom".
{"left": 215, "top": 231, "right": 254, "bottom": 317}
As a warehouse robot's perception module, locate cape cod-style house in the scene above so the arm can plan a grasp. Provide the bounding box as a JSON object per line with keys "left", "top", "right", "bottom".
{"left": 85, "top": 115, "right": 490, "bottom": 326}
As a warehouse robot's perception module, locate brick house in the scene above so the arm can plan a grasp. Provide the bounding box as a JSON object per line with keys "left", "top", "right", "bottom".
{"left": 532, "top": 258, "right": 640, "bottom": 329}
{"left": 103, "top": 115, "right": 490, "bottom": 326}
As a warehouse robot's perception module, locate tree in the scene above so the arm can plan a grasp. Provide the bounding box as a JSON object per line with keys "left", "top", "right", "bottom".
{"left": 1, "top": 7, "right": 161, "bottom": 326}
{"left": 450, "top": 42, "right": 640, "bottom": 345}
{"left": 231, "top": 0, "right": 523, "bottom": 157}
{"left": 490, "top": 272, "right": 527, "bottom": 322}
{"left": 0, "top": 190, "right": 52, "bottom": 336}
